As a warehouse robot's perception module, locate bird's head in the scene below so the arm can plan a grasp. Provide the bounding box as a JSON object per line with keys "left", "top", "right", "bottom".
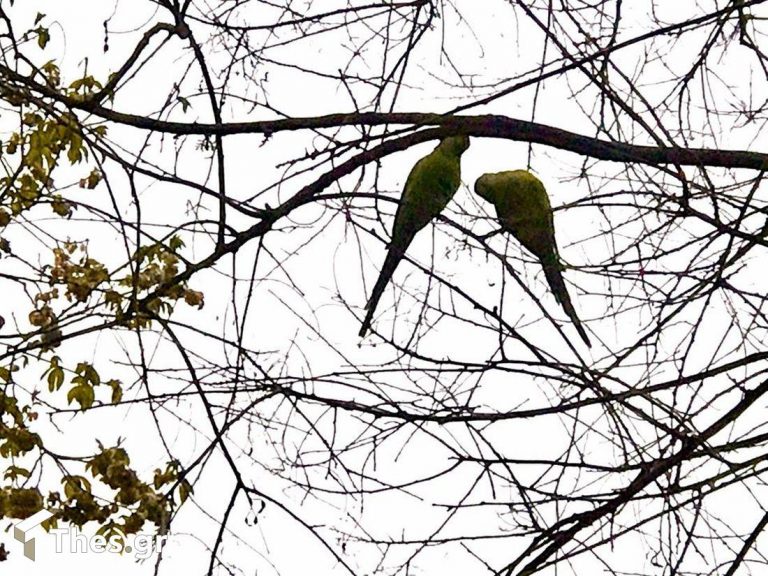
{"left": 473, "top": 173, "right": 499, "bottom": 204}
{"left": 438, "top": 135, "right": 470, "bottom": 156}
{"left": 474, "top": 170, "right": 545, "bottom": 204}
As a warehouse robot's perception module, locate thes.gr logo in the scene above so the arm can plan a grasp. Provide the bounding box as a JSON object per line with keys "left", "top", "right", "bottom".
{"left": 13, "top": 509, "right": 54, "bottom": 561}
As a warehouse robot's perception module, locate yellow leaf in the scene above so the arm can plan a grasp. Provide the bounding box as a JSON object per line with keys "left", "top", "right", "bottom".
{"left": 67, "top": 384, "right": 94, "bottom": 410}
{"left": 36, "top": 27, "right": 49, "bottom": 49}
{"left": 47, "top": 366, "right": 64, "bottom": 391}
{"left": 179, "top": 479, "right": 192, "bottom": 503}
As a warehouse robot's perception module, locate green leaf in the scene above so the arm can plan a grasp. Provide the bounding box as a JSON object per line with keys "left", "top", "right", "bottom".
{"left": 36, "top": 27, "right": 50, "bottom": 49}
{"left": 63, "top": 475, "right": 91, "bottom": 498}
{"left": 67, "top": 384, "right": 94, "bottom": 410}
{"left": 108, "top": 379, "right": 123, "bottom": 404}
{"left": 66, "top": 133, "right": 83, "bottom": 164}
{"left": 4, "top": 466, "right": 31, "bottom": 480}
{"left": 83, "top": 364, "right": 101, "bottom": 386}
{"left": 41, "top": 516, "right": 58, "bottom": 531}
{"left": 168, "top": 235, "right": 185, "bottom": 251}
{"left": 47, "top": 365, "right": 64, "bottom": 391}
{"left": 179, "top": 479, "right": 192, "bottom": 503}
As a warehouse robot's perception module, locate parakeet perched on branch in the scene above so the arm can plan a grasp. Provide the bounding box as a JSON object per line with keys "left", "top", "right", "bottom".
{"left": 473, "top": 170, "right": 591, "bottom": 347}
{"left": 359, "top": 135, "right": 471, "bottom": 337}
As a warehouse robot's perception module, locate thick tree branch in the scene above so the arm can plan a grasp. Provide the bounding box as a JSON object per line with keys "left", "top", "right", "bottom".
{"left": 2, "top": 63, "right": 767, "bottom": 170}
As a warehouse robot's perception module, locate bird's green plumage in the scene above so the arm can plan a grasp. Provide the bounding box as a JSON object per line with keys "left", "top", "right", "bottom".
{"left": 474, "top": 170, "right": 591, "bottom": 347}
{"left": 359, "top": 135, "right": 470, "bottom": 337}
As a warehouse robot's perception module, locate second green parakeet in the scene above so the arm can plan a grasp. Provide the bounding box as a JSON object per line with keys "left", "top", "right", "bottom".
{"left": 359, "top": 135, "right": 471, "bottom": 337}
{"left": 474, "top": 170, "right": 591, "bottom": 347}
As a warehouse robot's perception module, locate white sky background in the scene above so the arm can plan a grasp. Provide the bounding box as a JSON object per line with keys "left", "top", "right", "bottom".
{"left": 2, "top": 1, "right": 768, "bottom": 575}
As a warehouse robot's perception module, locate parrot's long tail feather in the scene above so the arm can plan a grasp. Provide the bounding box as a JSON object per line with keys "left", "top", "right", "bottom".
{"left": 542, "top": 262, "right": 591, "bottom": 348}
{"left": 359, "top": 246, "right": 406, "bottom": 337}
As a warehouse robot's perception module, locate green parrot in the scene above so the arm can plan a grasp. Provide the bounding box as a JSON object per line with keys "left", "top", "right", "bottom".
{"left": 473, "top": 170, "right": 591, "bottom": 347}
{"left": 359, "top": 135, "right": 471, "bottom": 337}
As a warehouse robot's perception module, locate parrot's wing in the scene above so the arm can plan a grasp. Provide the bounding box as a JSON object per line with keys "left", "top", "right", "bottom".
{"left": 359, "top": 154, "right": 441, "bottom": 337}
{"left": 482, "top": 171, "right": 591, "bottom": 347}
{"left": 390, "top": 155, "right": 432, "bottom": 244}
{"left": 359, "top": 144, "right": 463, "bottom": 337}
{"left": 495, "top": 175, "right": 556, "bottom": 260}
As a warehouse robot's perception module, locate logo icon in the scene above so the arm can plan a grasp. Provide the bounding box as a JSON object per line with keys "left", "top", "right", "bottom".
{"left": 13, "top": 509, "right": 53, "bottom": 560}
